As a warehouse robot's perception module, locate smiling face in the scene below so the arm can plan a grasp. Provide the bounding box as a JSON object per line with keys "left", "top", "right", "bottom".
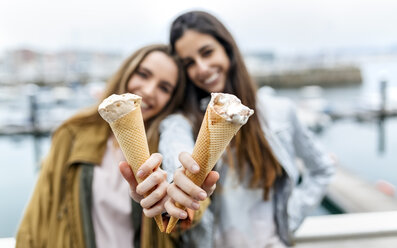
{"left": 127, "top": 51, "right": 178, "bottom": 121}
{"left": 175, "top": 30, "right": 230, "bottom": 93}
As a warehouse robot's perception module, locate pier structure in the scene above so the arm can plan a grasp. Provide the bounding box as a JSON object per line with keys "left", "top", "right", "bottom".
{"left": 294, "top": 166, "right": 397, "bottom": 247}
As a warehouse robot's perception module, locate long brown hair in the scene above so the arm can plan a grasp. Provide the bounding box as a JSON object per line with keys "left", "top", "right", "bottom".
{"left": 63, "top": 44, "right": 186, "bottom": 152}
{"left": 170, "top": 11, "right": 281, "bottom": 199}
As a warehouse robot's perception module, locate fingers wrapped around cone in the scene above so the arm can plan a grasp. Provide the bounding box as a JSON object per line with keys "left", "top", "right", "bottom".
{"left": 166, "top": 93, "right": 253, "bottom": 233}
{"left": 99, "top": 93, "right": 165, "bottom": 232}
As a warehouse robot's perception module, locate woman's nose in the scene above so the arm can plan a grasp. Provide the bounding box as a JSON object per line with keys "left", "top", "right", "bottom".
{"left": 141, "top": 81, "right": 156, "bottom": 97}
{"left": 196, "top": 59, "right": 210, "bottom": 76}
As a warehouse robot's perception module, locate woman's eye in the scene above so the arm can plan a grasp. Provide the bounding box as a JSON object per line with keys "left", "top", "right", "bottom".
{"left": 136, "top": 71, "right": 148, "bottom": 78}
{"left": 202, "top": 49, "right": 212, "bottom": 57}
{"left": 159, "top": 85, "right": 171, "bottom": 94}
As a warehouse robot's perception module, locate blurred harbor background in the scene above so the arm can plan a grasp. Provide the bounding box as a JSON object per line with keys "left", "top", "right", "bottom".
{"left": 1, "top": 44, "right": 397, "bottom": 238}
{"left": 1, "top": 0, "right": 397, "bottom": 246}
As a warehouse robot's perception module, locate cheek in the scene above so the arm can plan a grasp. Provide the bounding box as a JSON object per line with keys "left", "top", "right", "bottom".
{"left": 155, "top": 93, "right": 172, "bottom": 111}
{"left": 127, "top": 77, "right": 138, "bottom": 92}
{"left": 225, "top": 59, "right": 231, "bottom": 73}
{"left": 187, "top": 68, "right": 196, "bottom": 81}
{"left": 126, "top": 84, "right": 133, "bottom": 93}
{"left": 221, "top": 53, "right": 231, "bottom": 73}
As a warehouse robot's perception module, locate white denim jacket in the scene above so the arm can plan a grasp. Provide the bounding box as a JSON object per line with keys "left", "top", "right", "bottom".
{"left": 159, "top": 90, "right": 335, "bottom": 247}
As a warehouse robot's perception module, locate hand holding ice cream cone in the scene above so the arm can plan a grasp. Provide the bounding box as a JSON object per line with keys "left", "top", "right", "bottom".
{"left": 165, "top": 93, "right": 254, "bottom": 233}
{"left": 98, "top": 93, "right": 165, "bottom": 232}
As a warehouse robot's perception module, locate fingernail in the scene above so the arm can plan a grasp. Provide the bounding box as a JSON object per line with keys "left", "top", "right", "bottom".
{"left": 179, "top": 212, "right": 187, "bottom": 219}
{"left": 199, "top": 192, "right": 207, "bottom": 200}
{"left": 191, "top": 202, "right": 200, "bottom": 210}
{"left": 137, "top": 170, "right": 144, "bottom": 178}
{"left": 192, "top": 164, "right": 200, "bottom": 172}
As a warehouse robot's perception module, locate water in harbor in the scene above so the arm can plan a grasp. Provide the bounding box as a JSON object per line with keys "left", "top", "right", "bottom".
{"left": 1, "top": 59, "right": 397, "bottom": 238}
{"left": 318, "top": 118, "right": 397, "bottom": 186}
{"left": 0, "top": 135, "right": 50, "bottom": 238}
{"left": 276, "top": 58, "right": 397, "bottom": 188}
{"left": 0, "top": 84, "right": 97, "bottom": 238}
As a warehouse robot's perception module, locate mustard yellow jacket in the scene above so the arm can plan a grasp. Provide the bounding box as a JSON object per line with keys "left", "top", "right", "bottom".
{"left": 16, "top": 119, "right": 208, "bottom": 248}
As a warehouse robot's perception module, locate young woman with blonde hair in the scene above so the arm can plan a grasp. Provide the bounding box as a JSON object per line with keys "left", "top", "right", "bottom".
{"left": 16, "top": 44, "right": 205, "bottom": 248}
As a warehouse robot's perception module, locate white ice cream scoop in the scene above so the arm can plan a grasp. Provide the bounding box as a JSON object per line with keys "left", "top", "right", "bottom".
{"left": 209, "top": 93, "right": 254, "bottom": 125}
{"left": 98, "top": 93, "right": 142, "bottom": 123}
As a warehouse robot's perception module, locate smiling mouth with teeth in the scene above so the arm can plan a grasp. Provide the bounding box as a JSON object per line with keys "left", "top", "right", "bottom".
{"left": 141, "top": 101, "right": 149, "bottom": 109}
{"left": 204, "top": 72, "right": 219, "bottom": 85}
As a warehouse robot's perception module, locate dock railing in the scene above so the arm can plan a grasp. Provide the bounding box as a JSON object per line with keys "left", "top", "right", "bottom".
{"left": 3, "top": 212, "right": 397, "bottom": 248}
{"left": 295, "top": 211, "right": 397, "bottom": 247}
{"left": 294, "top": 165, "right": 397, "bottom": 247}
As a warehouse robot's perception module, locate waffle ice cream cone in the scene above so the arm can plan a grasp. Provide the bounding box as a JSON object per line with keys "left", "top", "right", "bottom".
{"left": 98, "top": 93, "right": 165, "bottom": 232}
{"left": 166, "top": 93, "right": 254, "bottom": 233}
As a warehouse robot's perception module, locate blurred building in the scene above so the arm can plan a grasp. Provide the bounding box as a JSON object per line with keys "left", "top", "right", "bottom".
{"left": 0, "top": 49, "right": 123, "bottom": 86}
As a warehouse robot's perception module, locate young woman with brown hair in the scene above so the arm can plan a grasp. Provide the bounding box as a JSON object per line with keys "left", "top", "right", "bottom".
{"left": 163, "top": 11, "right": 334, "bottom": 247}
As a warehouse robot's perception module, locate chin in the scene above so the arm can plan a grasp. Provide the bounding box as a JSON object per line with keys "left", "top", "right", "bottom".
{"left": 213, "top": 80, "right": 226, "bottom": 93}
{"left": 199, "top": 83, "right": 223, "bottom": 93}
{"left": 211, "top": 84, "right": 226, "bottom": 93}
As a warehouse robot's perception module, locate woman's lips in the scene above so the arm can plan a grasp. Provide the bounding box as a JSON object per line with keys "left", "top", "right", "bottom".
{"left": 204, "top": 72, "right": 220, "bottom": 85}
{"left": 141, "top": 100, "right": 150, "bottom": 110}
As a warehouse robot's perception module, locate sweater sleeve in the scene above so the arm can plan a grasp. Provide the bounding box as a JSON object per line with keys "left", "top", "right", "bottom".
{"left": 159, "top": 113, "right": 195, "bottom": 182}
{"left": 158, "top": 113, "right": 210, "bottom": 231}
{"left": 15, "top": 126, "right": 74, "bottom": 248}
{"left": 287, "top": 103, "right": 335, "bottom": 231}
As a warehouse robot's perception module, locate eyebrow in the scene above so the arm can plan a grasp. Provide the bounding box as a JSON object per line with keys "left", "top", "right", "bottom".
{"left": 138, "top": 66, "right": 175, "bottom": 90}
{"left": 198, "top": 44, "right": 212, "bottom": 53}
{"left": 181, "top": 44, "right": 213, "bottom": 62}
{"left": 138, "top": 66, "right": 152, "bottom": 76}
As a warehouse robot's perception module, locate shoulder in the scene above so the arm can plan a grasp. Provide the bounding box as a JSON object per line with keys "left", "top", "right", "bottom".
{"left": 53, "top": 122, "right": 75, "bottom": 140}
{"left": 256, "top": 87, "right": 296, "bottom": 130}
{"left": 53, "top": 118, "right": 109, "bottom": 146}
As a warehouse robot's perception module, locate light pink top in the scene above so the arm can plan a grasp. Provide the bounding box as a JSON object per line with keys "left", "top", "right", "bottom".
{"left": 92, "top": 138, "right": 134, "bottom": 248}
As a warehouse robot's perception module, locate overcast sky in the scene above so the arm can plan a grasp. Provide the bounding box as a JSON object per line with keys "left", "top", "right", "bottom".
{"left": 1, "top": 0, "right": 397, "bottom": 56}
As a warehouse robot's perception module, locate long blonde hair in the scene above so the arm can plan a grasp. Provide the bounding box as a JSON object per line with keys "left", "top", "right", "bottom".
{"left": 63, "top": 44, "right": 186, "bottom": 152}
